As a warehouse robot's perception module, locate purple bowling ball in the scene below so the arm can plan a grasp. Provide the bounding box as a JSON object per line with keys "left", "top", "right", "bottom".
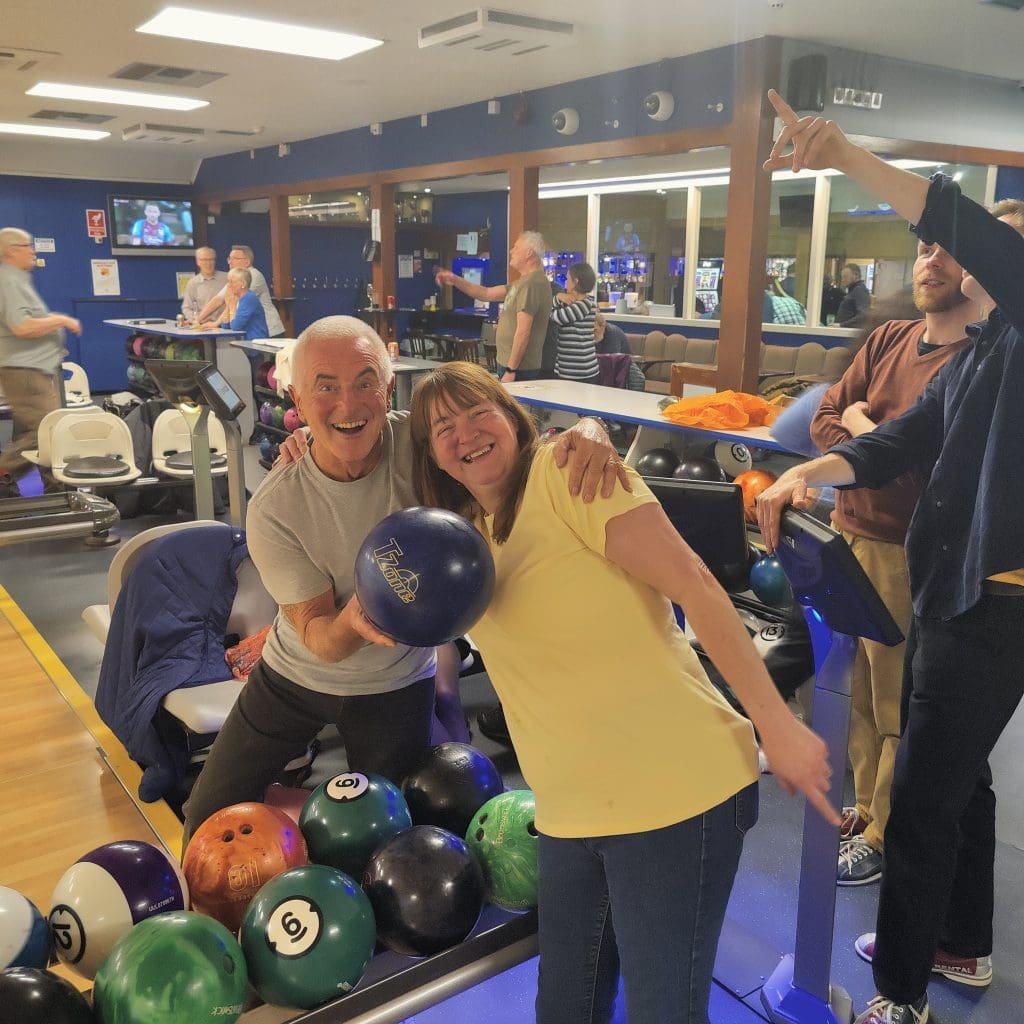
{"left": 259, "top": 401, "right": 274, "bottom": 425}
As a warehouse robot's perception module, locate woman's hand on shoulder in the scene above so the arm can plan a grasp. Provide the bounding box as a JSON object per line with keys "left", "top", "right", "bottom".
{"left": 550, "top": 418, "right": 631, "bottom": 502}
{"left": 274, "top": 427, "right": 311, "bottom": 468}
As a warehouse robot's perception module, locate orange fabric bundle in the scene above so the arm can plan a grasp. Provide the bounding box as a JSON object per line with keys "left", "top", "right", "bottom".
{"left": 660, "top": 390, "right": 784, "bottom": 430}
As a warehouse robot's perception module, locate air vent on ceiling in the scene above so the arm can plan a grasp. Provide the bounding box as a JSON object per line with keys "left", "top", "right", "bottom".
{"left": 122, "top": 122, "right": 206, "bottom": 144}
{"left": 418, "top": 8, "right": 574, "bottom": 54}
{"left": 32, "top": 108, "right": 115, "bottom": 124}
{"left": 215, "top": 127, "right": 264, "bottom": 137}
{"left": 0, "top": 46, "right": 59, "bottom": 72}
{"left": 112, "top": 63, "right": 225, "bottom": 88}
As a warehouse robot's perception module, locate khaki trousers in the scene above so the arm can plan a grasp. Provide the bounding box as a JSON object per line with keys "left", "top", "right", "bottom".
{"left": 842, "top": 531, "right": 914, "bottom": 853}
{"left": 0, "top": 366, "right": 60, "bottom": 489}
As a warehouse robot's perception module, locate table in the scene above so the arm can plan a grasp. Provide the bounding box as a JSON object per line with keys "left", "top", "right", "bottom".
{"left": 504, "top": 379, "right": 795, "bottom": 458}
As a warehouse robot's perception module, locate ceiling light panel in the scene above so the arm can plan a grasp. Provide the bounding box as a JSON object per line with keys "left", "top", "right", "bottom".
{"left": 0, "top": 121, "right": 110, "bottom": 140}
{"left": 27, "top": 82, "right": 207, "bottom": 111}
{"left": 137, "top": 7, "right": 383, "bottom": 61}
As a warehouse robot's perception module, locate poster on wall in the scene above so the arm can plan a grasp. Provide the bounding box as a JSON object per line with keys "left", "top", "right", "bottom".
{"left": 91, "top": 259, "right": 120, "bottom": 296}
{"left": 86, "top": 209, "right": 107, "bottom": 239}
{"left": 176, "top": 272, "right": 193, "bottom": 299}
{"left": 398, "top": 254, "right": 414, "bottom": 279}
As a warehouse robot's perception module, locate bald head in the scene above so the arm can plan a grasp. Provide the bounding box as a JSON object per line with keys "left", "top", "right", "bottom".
{"left": 292, "top": 315, "right": 393, "bottom": 389}
{"left": 0, "top": 227, "right": 32, "bottom": 261}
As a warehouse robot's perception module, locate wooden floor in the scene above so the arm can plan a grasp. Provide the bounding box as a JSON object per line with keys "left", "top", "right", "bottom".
{"left": 0, "top": 584, "right": 182, "bottom": 991}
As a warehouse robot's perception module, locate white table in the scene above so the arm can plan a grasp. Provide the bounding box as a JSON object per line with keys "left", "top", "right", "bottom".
{"left": 503, "top": 379, "right": 796, "bottom": 462}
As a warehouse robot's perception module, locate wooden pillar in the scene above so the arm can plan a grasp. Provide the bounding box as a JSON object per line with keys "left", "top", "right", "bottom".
{"left": 370, "top": 180, "right": 396, "bottom": 340}
{"left": 268, "top": 195, "right": 294, "bottom": 336}
{"left": 507, "top": 166, "right": 539, "bottom": 282}
{"left": 717, "top": 37, "right": 784, "bottom": 393}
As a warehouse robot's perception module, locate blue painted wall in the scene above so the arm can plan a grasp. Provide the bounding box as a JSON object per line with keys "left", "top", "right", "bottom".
{"left": 193, "top": 47, "right": 738, "bottom": 194}
{"left": 0, "top": 174, "right": 194, "bottom": 391}
{"left": 995, "top": 167, "right": 1024, "bottom": 202}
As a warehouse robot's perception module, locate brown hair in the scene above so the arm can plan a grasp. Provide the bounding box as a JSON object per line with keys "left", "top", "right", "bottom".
{"left": 409, "top": 362, "right": 538, "bottom": 543}
{"left": 991, "top": 198, "right": 1024, "bottom": 229}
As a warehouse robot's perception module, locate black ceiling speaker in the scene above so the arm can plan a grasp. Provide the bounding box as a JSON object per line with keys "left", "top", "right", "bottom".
{"left": 786, "top": 54, "right": 828, "bottom": 113}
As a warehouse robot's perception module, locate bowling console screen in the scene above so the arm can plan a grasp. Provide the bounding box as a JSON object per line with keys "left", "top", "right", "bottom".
{"left": 108, "top": 195, "right": 196, "bottom": 256}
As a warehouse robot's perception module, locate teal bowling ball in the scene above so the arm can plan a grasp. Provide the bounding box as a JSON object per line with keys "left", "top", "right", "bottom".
{"left": 465, "top": 790, "right": 538, "bottom": 911}
{"left": 93, "top": 911, "right": 247, "bottom": 1024}
{"left": 0, "top": 886, "right": 50, "bottom": 969}
{"left": 240, "top": 864, "right": 375, "bottom": 1009}
{"left": 299, "top": 771, "right": 411, "bottom": 878}
{"left": 749, "top": 554, "right": 793, "bottom": 608}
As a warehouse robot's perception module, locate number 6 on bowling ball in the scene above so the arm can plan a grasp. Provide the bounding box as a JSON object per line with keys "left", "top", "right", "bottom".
{"left": 354, "top": 507, "right": 495, "bottom": 647}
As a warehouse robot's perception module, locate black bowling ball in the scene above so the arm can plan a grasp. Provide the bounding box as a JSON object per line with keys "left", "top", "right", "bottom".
{"left": 672, "top": 456, "right": 727, "bottom": 482}
{"left": 634, "top": 447, "right": 679, "bottom": 478}
{"left": 402, "top": 742, "right": 504, "bottom": 838}
{"left": 0, "top": 968, "right": 93, "bottom": 1024}
{"left": 363, "top": 825, "right": 485, "bottom": 956}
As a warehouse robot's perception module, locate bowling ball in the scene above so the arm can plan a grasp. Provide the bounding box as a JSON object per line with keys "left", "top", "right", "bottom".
{"left": 93, "top": 911, "right": 247, "bottom": 1024}
{"left": 258, "top": 437, "right": 275, "bottom": 461}
{"left": 131, "top": 335, "right": 145, "bottom": 358}
{"left": 634, "top": 447, "right": 679, "bottom": 478}
{"left": 300, "top": 772, "right": 411, "bottom": 878}
{"left": 259, "top": 401, "right": 274, "bottom": 425}
{"left": 240, "top": 864, "right": 375, "bottom": 1009}
{"left": 363, "top": 825, "right": 484, "bottom": 957}
{"left": 48, "top": 840, "right": 188, "bottom": 980}
{"left": 256, "top": 361, "right": 272, "bottom": 387}
{"left": 712, "top": 441, "right": 753, "bottom": 480}
{"left": 164, "top": 342, "right": 177, "bottom": 360}
{"left": 734, "top": 469, "right": 778, "bottom": 524}
{"left": 283, "top": 407, "right": 303, "bottom": 432}
{"left": 271, "top": 404, "right": 286, "bottom": 428}
{"left": 0, "top": 887, "right": 50, "bottom": 970}
{"left": 402, "top": 742, "right": 504, "bottom": 838}
{"left": 465, "top": 790, "right": 538, "bottom": 911}
{"left": 267, "top": 365, "right": 279, "bottom": 392}
{"left": 0, "top": 968, "right": 93, "bottom": 1024}
{"left": 672, "top": 456, "right": 726, "bottom": 482}
{"left": 749, "top": 554, "right": 794, "bottom": 608}
{"left": 354, "top": 507, "right": 495, "bottom": 647}
{"left": 183, "top": 802, "right": 308, "bottom": 934}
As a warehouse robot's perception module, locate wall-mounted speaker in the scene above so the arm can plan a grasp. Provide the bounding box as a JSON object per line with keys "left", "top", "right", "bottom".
{"left": 786, "top": 54, "right": 828, "bottom": 113}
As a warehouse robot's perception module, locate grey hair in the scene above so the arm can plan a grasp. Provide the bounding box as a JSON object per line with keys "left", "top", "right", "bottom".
{"left": 292, "top": 315, "right": 394, "bottom": 387}
{"left": 230, "top": 244, "right": 254, "bottom": 261}
{"left": 518, "top": 231, "right": 546, "bottom": 262}
{"left": 227, "top": 267, "right": 252, "bottom": 288}
{"left": 196, "top": 245, "right": 216, "bottom": 259}
{"left": 0, "top": 227, "right": 32, "bottom": 257}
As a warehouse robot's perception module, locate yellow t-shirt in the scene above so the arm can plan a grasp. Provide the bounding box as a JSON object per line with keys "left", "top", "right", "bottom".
{"left": 470, "top": 445, "right": 758, "bottom": 839}
{"left": 988, "top": 569, "right": 1024, "bottom": 587}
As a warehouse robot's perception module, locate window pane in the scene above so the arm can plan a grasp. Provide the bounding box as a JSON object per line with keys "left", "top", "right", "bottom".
{"left": 764, "top": 177, "right": 813, "bottom": 326}
{"left": 696, "top": 184, "right": 728, "bottom": 319}
{"left": 539, "top": 196, "right": 587, "bottom": 289}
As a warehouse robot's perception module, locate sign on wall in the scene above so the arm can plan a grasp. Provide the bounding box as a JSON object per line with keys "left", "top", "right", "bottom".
{"left": 86, "top": 209, "right": 107, "bottom": 239}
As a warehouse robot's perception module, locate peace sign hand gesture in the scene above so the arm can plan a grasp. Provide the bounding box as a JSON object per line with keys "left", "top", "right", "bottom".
{"left": 762, "top": 89, "right": 855, "bottom": 175}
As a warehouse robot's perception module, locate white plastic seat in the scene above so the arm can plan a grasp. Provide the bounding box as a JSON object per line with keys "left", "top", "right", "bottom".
{"left": 62, "top": 361, "right": 93, "bottom": 406}
{"left": 151, "top": 408, "right": 229, "bottom": 479}
{"left": 49, "top": 411, "right": 142, "bottom": 487}
{"left": 82, "top": 521, "right": 279, "bottom": 741}
{"left": 22, "top": 406, "right": 95, "bottom": 467}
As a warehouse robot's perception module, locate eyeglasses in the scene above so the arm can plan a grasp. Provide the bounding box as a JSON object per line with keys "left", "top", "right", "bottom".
{"left": 9, "top": 243, "right": 35, "bottom": 249}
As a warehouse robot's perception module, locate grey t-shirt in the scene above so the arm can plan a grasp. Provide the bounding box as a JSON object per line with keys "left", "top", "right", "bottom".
{"left": 246, "top": 411, "right": 435, "bottom": 695}
{"left": 0, "top": 264, "right": 64, "bottom": 372}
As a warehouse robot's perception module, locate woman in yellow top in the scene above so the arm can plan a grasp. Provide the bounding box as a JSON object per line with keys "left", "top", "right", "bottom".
{"left": 408, "top": 361, "right": 837, "bottom": 1024}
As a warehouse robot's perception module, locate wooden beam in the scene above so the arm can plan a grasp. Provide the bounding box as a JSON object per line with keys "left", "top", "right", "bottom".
{"left": 717, "top": 36, "right": 783, "bottom": 393}
{"left": 267, "top": 195, "right": 294, "bottom": 336}
{"left": 507, "top": 166, "right": 539, "bottom": 283}
{"left": 370, "top": 180, "right": 396, "bottom": 339}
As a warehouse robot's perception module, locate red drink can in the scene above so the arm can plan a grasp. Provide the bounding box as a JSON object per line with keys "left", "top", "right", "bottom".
{"left": 387, "top": 295, "right": 396, "bottom": 309}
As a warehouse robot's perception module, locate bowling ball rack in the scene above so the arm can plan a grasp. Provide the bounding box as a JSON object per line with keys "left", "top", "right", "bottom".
{"left": 238, "top": 904, "right": 537, "bottom": 1022}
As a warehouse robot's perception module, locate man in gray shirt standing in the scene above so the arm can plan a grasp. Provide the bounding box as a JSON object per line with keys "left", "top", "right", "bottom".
{"left": 0, "top": 228, "right": 81, "bottom": 497}
{"left": 180, "top": 246, "right": 227, "bottom": 323}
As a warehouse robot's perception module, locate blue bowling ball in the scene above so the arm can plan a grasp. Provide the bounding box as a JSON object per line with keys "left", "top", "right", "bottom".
{"left": 354, "top": 507, "right": 495, "bottom": 647}
{"left": 0, "top": 887, "right": 50, "bottom": 970}
{"left": 749, "top": 554, "right": 794, "bottom": 608}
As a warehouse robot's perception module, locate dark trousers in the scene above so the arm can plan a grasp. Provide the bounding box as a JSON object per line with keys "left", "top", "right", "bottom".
{"left": 873, "top": 595, "right": 1024, "bottom": 1003}
{"left": 181, "top": 659, "right": 435, "bottom": 846}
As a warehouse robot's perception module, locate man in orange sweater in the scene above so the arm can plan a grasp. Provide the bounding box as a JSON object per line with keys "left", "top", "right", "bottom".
{"left": 810, "top": 239, "right": 977, "bottom": 886}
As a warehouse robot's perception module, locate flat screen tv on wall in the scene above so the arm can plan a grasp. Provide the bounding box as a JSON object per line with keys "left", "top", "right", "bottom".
{"left": 108, "top": 196, "right": 195, "bottom": 256}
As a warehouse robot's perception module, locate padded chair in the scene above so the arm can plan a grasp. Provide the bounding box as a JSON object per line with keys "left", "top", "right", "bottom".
{"left": 62, "top": 361, "right": 93, "bottom": 407}
{"left": 48, "top": 411, "right": 142, "bottom": 487}
{"left": 81, "top": 521, "right": 311, "bottom": 778}
{"left": 22, "top": 406, "right": 94, "bottom": 469}
{"left": 151, "top": 408, "right": 229, "bottom": 479}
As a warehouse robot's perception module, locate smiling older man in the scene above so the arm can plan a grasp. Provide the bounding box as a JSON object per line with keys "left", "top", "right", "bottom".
{"left": 0, "top": 227, "right": 81, "bottom": 497}
{"left": 180, "top": 246, "right": 227, "bottom": 324}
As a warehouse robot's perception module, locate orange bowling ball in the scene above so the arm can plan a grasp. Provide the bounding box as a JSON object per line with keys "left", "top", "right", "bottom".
{"left": 734, "top": 469, "right": 779, "bottom": 523}
{"left": 183, "top": 803, "right": 308, "bottom": 933}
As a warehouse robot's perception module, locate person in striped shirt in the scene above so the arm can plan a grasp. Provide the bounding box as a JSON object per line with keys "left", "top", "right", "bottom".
{"left": 551, "top": 261, "right": 599, "bottom": 383}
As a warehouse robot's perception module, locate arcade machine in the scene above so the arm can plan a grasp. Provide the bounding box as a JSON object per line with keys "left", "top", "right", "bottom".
{"left": 695, "top": 260, "right": 723, "bottom": 318}
{"left": 143, "top": 360, "right": 248, "bottom": 529}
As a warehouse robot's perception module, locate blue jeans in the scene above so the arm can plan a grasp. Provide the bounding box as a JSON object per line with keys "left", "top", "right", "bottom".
{"left": 535, "top": 782, "right": 758, "bottom": 1024}
{"left": 496, "top": 363, "right": 541, "bottom": 381}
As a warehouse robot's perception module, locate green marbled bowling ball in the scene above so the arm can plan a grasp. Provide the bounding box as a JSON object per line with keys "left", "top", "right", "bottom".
{"left": 93, "top": 910, "right": 247, "bottom": 1024}
{"left": 465, "top": 790, "right": 538, "bottom": 911}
